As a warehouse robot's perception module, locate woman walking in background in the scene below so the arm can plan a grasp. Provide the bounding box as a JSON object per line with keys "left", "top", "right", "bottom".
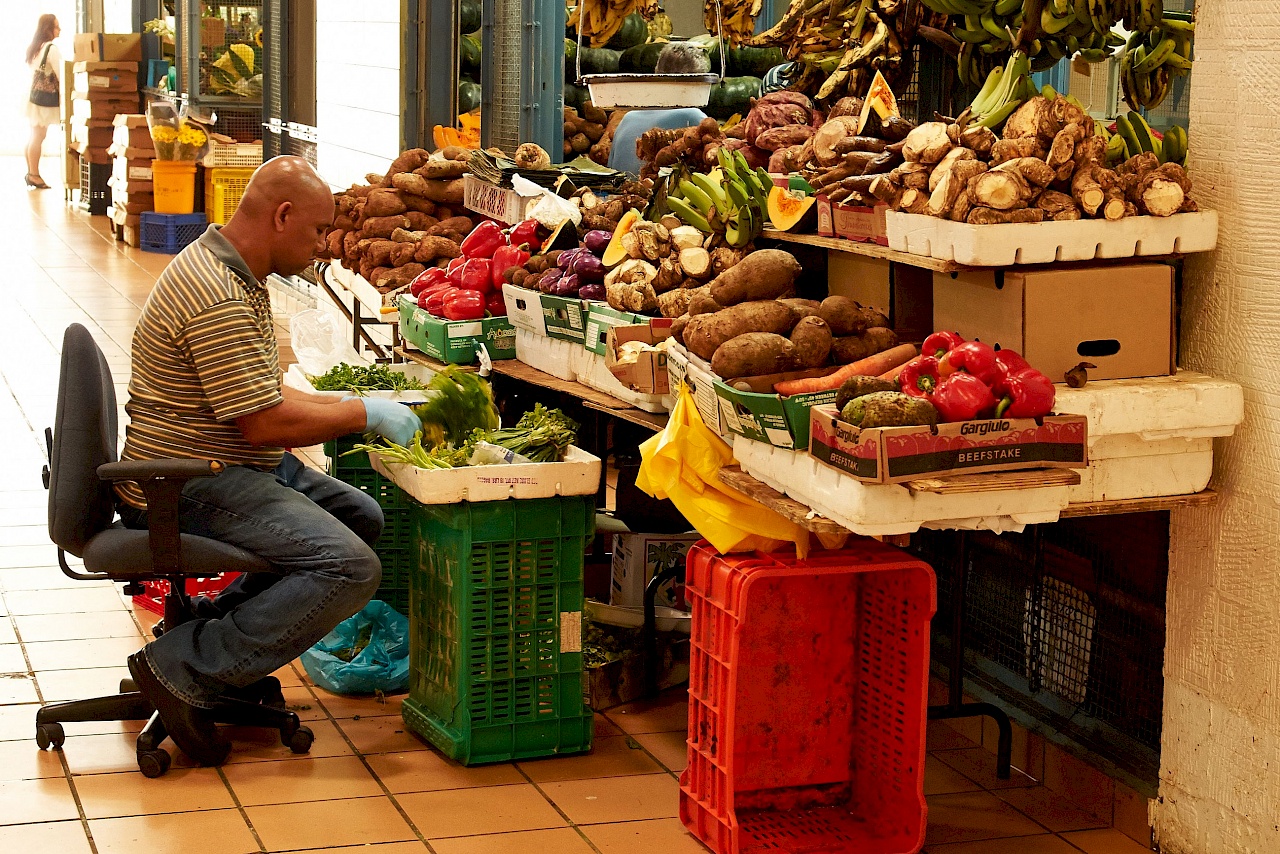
{"left": 25, "top": 14, "right": 62, "bottom": 190}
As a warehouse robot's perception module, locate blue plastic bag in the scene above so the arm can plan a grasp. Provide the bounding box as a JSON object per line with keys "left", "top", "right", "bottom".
{"left": 300, "top": 600, "right": 410, "bottom": 695}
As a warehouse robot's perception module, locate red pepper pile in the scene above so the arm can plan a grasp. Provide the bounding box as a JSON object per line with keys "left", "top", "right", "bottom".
{"left": 407, "top": 218, "right": 546, "bottom": 321}
{"left": 900, "top": 331, "right": 1055, "bottom": 423}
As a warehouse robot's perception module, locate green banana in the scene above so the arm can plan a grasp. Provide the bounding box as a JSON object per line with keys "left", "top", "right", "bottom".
{"left": 1159, "top": 18, "right": 1196, "bottom": 34}
{"left": 1163, "top": 125, "right": 1187, "bottom": 166}
{"left": 995, "top": 0, "right": 1021, "bottom": 14}
{"left": 723, "top": 177, "right": 752, "bottom": 211}
{"left": 978, "top": 100, "right": 1021, "bottom": 129}
{"left": 679, "top": 180, "right": 716, "bottom": 218}
{"left": 980, "top": 11, "right": 1012, "bottom": 41}
{"left": 1163, "top": 51, "right": 1193, "bottom": 73}
{"left": 1127, "top": 110, "right": 1158, "bottom": 154}
{"left": 1041, "top": 83, "right": 1058, "bottom": 100}
{"left": 1105, "top": 132, "right": 1128, "bottom": 164}
{"left": 1078, "top": 48, "right": 1111, "bottom": 62}
{"left": 690, "top": 173, "right": 728, "bottom": 211}
{"left": 1040, "top": 5, "right": 1076, "bottom": 35}
{"left": 1133, "top": 36, "right": 1175, "bottom": 74}
{"left": 666, "top": 197, "right": 712, "bottom": 233}
{"left": 1114, "top": 113, "right": 1143, "bottom": 161}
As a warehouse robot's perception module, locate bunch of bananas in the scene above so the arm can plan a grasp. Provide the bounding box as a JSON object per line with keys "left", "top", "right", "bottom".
{"left": 1108, "top": 111, "right": 1187, "bottom": 166}
{"left": 568, "top": 0, "right": 660, "bottom": 49}
{"left": 1118, "top": 18, "right": 1193, "bottom": 111}
{"left": 966, "top": 50, "right": 1036, "bottom": 128}
{"left": 748, "top": 0, "right": 929, "bottom": 104}
{"left": 705, "top": 0, "right": 763, "bottom": 49}
{"left": 666, "top": 150, "right": 773, "bottom": 248}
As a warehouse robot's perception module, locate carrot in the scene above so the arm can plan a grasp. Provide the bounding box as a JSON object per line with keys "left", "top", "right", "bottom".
{"left": 879, "top": 355, "right": 922, "bottom": 383}
{"left": 774, "top": 343, "right": 918, "bottom": 395}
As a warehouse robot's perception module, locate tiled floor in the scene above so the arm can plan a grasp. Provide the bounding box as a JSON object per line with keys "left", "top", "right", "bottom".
{"left": 0, "top": 158, "right": 1154, "bottom": 853}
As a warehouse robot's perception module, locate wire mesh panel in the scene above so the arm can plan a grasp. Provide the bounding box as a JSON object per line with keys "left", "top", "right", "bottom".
{"left": 261, "top": 0, "right": 285, "bottom": 155}
{"left": 481, "top": 0, "right": 524, "bottom": 155}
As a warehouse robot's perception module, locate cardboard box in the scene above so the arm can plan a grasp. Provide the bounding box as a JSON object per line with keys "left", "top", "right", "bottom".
{"left": 715, "top": 375, "right": 839, "bottom": 449}
{"left": 609, "top": 533, "right": 698, "bottom": 609}
{"left": 112, "top": 126, "right": 154, "bottom": 150}
{"left": 809, "top": 404, "right": 1089, "bottom": 484}
{"left": 73, "top": 60, "right": 139, "bottom": 74}
{"left": 70, "top": 141, "right": 112, "bottom": 163}
{"left": 584, "top": 302, "right": 646, "bottom": 356}
{"left": 73, "top": 70, "right": 138, "bottom": 92}
{"left": 73, "top": 97, "right": 140, "bottom": 121}
{"left": 932, "top": 264, "right": 1175, "bottom": 382}
{"left": 71, "top": 123, "right": 113, "bottom": 146}
{"left": 109, "top": 206, "right": 140, "bottom": 228}
{"left": 605, "top": 323, "right": 671, "bottom": 396}
{"left": 107, "top": 176, "right": 153, "bottom": 194}
{"left": 111, "top": 196, "right": 154, "bottom": 214}
{"left": 817, "top": 196, "right": 889, "bottom": 245}
{"left": 501, "top": 284, "right": 589, "bottom": 345}
{"left": 111, "top": 160, "right": 153, "bottom": 182}
{"left": 398, "top": 297, "right": 516, "bottom": 364}
{"left": 826, "top": 252, "right": 891, "bottom": 311}
{"left": 107, "top": 144, "right": 156, "bottom": 160}
{"left": 73, "top": 33, "right": 143, "bottom": 63}
{"left": 112, "top": 113, "right": 148, "bottom": 128}
{"left": 463, "top": 174, "right": 536, "bottom": 226}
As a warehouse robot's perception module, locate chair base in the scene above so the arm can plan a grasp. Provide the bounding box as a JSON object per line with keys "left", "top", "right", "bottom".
{"left": 35, "top": 676, "right": 312, "bottom": 776}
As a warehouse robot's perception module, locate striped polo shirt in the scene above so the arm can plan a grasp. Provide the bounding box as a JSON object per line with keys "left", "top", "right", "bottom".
{"left": 117, "top": 226, "right": 283, "bottom": 508}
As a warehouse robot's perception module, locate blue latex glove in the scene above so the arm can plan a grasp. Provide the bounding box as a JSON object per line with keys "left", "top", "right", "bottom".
{"left": 361, "top": 398, "right": 420, "bottom": 446}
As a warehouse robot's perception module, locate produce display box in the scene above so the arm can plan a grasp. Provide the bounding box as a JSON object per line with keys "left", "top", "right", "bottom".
{"left": 577, "top": 346, "right": 669, "bottom": 413}
{"left": 714, "top": 377, "right": 838, "bottom": 450}
{"left": 817, "top": 196, "right": 890, "bottom": 246}
{"left": 733, "top": 437, "right": 1072, "bottom": 536}
{"left": 139, "top": 212, "right": 206, "bottom": 254}
{"left": 1052, "top": 371, "right": 1244, "bottom": 503}
{"left": 513, "top": 327, "right": 581, "bottom": 382}
{"left": 78, "top": 160, "right": 110, "bottom": 215}
{"left": 73, "top": 69, "right": 137, "bottom": 92}
{"left": 583, "top": 302, "right": 647, "bottom": 356}
{"left": 73, "top": 33, "right": 142, "bottom": 63}
{"left": 202, "top": 142, "right": 263, "bottom": 169}
{"left": 111, "top": 159, "right": 152, "bottom": 182}
{"left": 680, "top": 541, "right": 935, "bottom": 854}
{"left": 886, "top": 210, "right": 1220, "bottom": 266}
{"left": 808, "top": 404, "right": 1089, "bottom": 485}
{"left": 398, "top": 296, "right": 516, "bottom": 365}
{"left": 402, "top": 495, "right": 595, "bottom": 764}
{"left": 331, "top": 261, "right": 399, "bottom": 310}
{"left": 609, "top": 532, "right": 698, "bottom": 609}
{"left": 603, "top": 323, "right": 671, "bottom": 399}
{"left": 371, "top": 445, "right": 602, "bottom": 504}
{"left": 502, "top": 284, "right": 589, "bottom": 345}
{"left": 934, "top": 263, "right": 1175, "bottom": 382}
{"left": 283, "top": 362, "right": 436, "bottom": 402}
{"left": 205, "top": 166, "right": 255, "bottom": 225}
{"left": 73, "top": 96, "right": 141, "bottom": 121}
{"left": 463, "top": 174, "right": 536, "bottom": 226}
{"left": 666, "top": 342, "right": 725, "bottom": 437}
{"left": 132, "top": 575, "right": 234, "bottom": 616}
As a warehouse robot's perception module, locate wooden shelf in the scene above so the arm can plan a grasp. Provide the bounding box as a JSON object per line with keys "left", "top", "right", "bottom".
{"left": 393, "top": 346, "right": 480, "bottom": 373}
{"left": 490, "top": 359, "right": 636, "bottom": 410}
{"left": 718, "top": 466, "right": 851, "bottom": 536}
{"left": 583, "top": 400, "right": 669, "bottom": 432}
{"left": 1059, "top": 489, "right": 1219, "bottom": 518}
{"left": 760, "top": 229, "right": 968, "bottom": 273}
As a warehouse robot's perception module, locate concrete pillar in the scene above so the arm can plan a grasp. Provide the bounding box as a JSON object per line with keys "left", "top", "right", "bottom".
{"left": 1157, "top": 3, "right": 1280, "bottom": 852}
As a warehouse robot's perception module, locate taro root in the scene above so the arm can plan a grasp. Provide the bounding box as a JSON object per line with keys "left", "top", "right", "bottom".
{"left": 926, "top": 160, "right": 988, "bottom": 218}
{"left": 959, "top": 125, "right": 997, "bottom": 156}
{"left": 901, "top": 122, "right": 952, "bottom": 164}
{"left": 929, "top": 147, "right": 977, "bottom": 193}
{"left": 993, "top": 157, "right": 1056, "bottom": 189}
{"left": 967, "top": 207, "right": 1046, "bottom": 224}
{"left": 969, "top": 171, "right": 1034, "bottom": 211}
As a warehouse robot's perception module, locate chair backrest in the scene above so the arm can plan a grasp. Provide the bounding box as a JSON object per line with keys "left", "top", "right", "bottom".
{"left": 607, "top": 108, "right": 709, "bottom": 176}
{"left": 47, "top": 324, "right": 119, "bottom": 557}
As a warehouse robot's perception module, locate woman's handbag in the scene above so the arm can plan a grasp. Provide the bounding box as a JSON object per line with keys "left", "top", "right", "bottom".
{"left": 30, "top": 45, "right": 59, "bottom": 108}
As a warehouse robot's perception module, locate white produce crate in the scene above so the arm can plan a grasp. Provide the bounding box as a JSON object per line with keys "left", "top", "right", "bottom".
{"left": 581, "top": 73, "right": 718, "bottom": 109}
{"left": 1052, "top": 371, "right": 1243, "bottom": 502}
{"left": 283, "top": 362, "right": 437, "bottom": 403}
{"left": 512, "top": 327, "right": 583, "bottom": 382}
{"left": 371, "top": 445, "right": 602, "bottom": 504}
{"left": 885, "top": 210, "right": 1219, "bottom": 266}
{"left": 665, "top": 342, "right": 724, "bottom": 437}
{"left": 575, "top": 349, "right": 671, "bottom": 413}
{"left": 328, "top": 261, "right": 404, "bottom": 313}
{"left": 732, "top": 437, "right": 1071, "bottom": 537}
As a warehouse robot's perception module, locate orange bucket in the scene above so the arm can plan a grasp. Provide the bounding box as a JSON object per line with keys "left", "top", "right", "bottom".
{"left": 151, "top": 160, "right": 197, "bottom": 214}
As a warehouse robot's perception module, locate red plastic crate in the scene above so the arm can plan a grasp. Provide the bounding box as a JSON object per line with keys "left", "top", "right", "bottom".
{"left": 679, "top": 540, "right": 936, "bottom": 854}
{"left": 131, "top": 575, "right": 235, "bottom": 616}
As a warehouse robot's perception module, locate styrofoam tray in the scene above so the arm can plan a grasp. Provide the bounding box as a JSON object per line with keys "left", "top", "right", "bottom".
{"left": 575, "top": 349, "right": 671, "bottom": 414}
{"left": 1051, "top": 371, "right": 1242, "bottom": 502}
{"left": 581, "top": 74, "right": 718, "bottom": 109}
{"left": 513, "top": 327, "right": 582, "bottom": 382}
{"left": 585, "top": 600, "right": 691, "bottom": 634}
{"left": 885, "top": 210, "right": 1219, "bottom": 266}
{"left": 283, "top": 362, "right": 437, "bottom": 403}
{"left": 665, "top": 342, "right": 724, "bottom": 437}
{"left": 733, "top": 437, "right": 1070, "bottom": 537}
{"left": 371, "top": 444, "right": 602, "bottom": 504}
{"left": 327, "top": 261, "right": 404, "bottom": 313}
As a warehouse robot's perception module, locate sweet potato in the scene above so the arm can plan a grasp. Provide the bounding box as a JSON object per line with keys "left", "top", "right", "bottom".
{"left": 670, "top": 314, "right": 689, "bottom": 345}
{"left": 818, "top": 296, "right": 888, "bottom": 337}
{"left": 405, "top": 211, "right": 439, "bottom": 232}
{"left": 326, "top": 230, "right": 345, "bottom": 259}
{"left": 415, "top": 159, "right": 468, "bottom": 180}
{"left": 789, "top": 316, "right": 834, "bottom": 369}
{"left": 683, "top": 300, "right": 797, "bottom": 362}
{"left": 366, "top": 239, "right": 397, "bottom": 266}
{"left": 361, "top": 216, "right": 411, "bottom": 239}
{"left": 414, "top": 178, "right": 466, "bottom": 205}
{"left": 830, "top": 327, "right": 899, "bottom": 364}
{"left": 707, "top": 249, "right": 801, "bottom": 307}
{"left": 363, "top": 189, "right": 407, "bottom": 218}
{"left": 382, "top": 149, "right": 431, "bottom": 183}
{"left": 711, "top": 333, "right": 797, "bottom": 379}
{"left": 687, "top": 290, "right": 721, "bottom": 316}
{"left": 401, "top": 194, "right": 438, "bottom": 215}
{"left": 428, "top": 216, "right": 474, "bottom": 236}
{"left": 415, "top": 236, "right": 462, "bottom": 264}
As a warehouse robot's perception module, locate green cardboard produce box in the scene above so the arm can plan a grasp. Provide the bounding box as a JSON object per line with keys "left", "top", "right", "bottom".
{"left": 583, "top": 302, "right": 647, "bottom": 356}
{"left": 501, "top": 284, "right": 588, "bottom": 345}
{"left": 714, "top": 378, "right": 838, "bottom": 450}
{"left": 398, "top": 296, "right": 515, "bottom": 364}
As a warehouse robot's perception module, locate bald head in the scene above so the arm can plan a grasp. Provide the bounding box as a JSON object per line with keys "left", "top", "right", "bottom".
{"left": 222, "top": 155, "right": 334, "bottom": 279}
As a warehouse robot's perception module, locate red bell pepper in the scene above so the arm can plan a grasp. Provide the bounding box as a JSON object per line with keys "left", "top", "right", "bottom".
{"left": 942, "top": 340, "right": 999, "bottom": 385}
{"left": 993, "top": 348, "right": 1030, "bottom": 383}
{"left": 446, "top": 257, "right": 467, "bottom": 287}
{"left": 486, "top": 290, "right": 507, "bottom": 316}
{"left": 458, "top": 258, "right": 493, "bottom": 294}
{"left": 932, "top": 373, "right": 997, "bottom": 423}
{"left": 425, "top": 286, "right": 460, "bottom": 316}
{"left": 922, "top": 330, "right": 965, "bottom": 358}
{"left": 508, "top": 219, "right": 542, "bottom": 251}
{"left": 459, "top": 221, "right": 507, "bottom": 259}
{"left": 409, "top": 267, "right": 448, "bottom": 297}
{"left": 442, "top": 289, "right": 486, "bottom": 321}
{"left": 994, "top": 369, "right": 1056, "bottom": 419}
{"left": 416, "top": 281, "right": 452, "bottom": 309}
{"left": 899, "top": 356, "right": 941, "bottom": 399}
{"left": 491, "top": 244, "right": 530, "bottom": 291}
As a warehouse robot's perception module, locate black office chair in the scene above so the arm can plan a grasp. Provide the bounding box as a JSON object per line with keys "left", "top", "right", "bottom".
{"left": 36, "top": 323, "right": 314, "bottom": 777}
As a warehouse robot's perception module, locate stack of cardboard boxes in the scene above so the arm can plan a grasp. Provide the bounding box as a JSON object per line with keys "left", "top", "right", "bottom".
{"left": 108, "top": 115, "right": 155, "bottom": 246}
{"left": 69, "top": 34, "right": 142, "bottom": 214}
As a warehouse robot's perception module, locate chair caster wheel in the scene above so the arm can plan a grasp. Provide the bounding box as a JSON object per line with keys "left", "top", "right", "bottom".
{"left": 286, "top": 725, "right": 313, "bottom": 754}
{"left": 151, "top": 619, "right": 165, "bottom": 638}
{"left": 120, "top": 678, "right": 139, "bottom": 693}
{"left": 138, "top": 748, "right": 171, "bottom": 778}
{"left": 35, "top": 722, "right": 64, "bottom": 750}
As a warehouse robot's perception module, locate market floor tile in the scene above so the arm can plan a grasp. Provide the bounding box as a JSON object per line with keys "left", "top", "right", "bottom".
{"left": 0, "top": 164, "right": 1158, "bottom": 853}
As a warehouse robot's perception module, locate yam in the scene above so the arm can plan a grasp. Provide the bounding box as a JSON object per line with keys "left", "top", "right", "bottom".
{"left": 926, "top": 160, "right": 988, "bottom": 218}
{"left": 789, "top": 317, "right": 834, "bottom": 369}
{"left": 969, "top": 171, "right": 1034, "bottom": 211}
{"left": 989, "top": 136, "right": 1041, "bottom": 165}
{"left": 401, "top": 194, "right": 437, "bottom": 215}
{"left": 929, "top": 147, "right": 977, "bottom": 192}
{"left": 901, "top": 122, "right": 952, "bottom": 164}
{"left": 994, "top": 157, "right": 1056, "bottom": 188}
{"left": 830, "top": 327, "right": 899, "bottom": 365}
{"left": 365, "top": 240, "right": 397, "bottom": 266}
{"left": 342, "top": 231, "right": 361, "bottom": 258}
{"left": 364, "top": 189, "right": 407, "bottom": 218}
{"left": 959, "top": 125, "right": 998, "bottom": 156}
{"left": 679, "top": 247, "right": 712, "bottom": 279}
{"left": 426, "top": 216, "right": 474, "bottom": 237}
{"left": 966, "top": 207, "right": 1046, "bottom": 224}
{"left": 687, "top": 290, "right": 721, "bottom": 316}
{"left": 711, "top": 333, "right": 797, "bottom": 379}
{"left": 326, "top": 230, "right": 345, "bottom": 259}
{"left": 415, "top": 236, "right": 462, "bottom": 264}
{"left": 654, "top": 258, "right": 684, "bottom": 293}
{"left": 405, "top": 211, "right": 439, "bottom": 232}
{"left": 382, "top": 148, "right": 431, "bottom": 183}
{"left": 683, "top": 300, "right": 798, "bottom": 362}
{"left": 1047, "top": 123, "right": 1086, "bottom": 169}
{"left": 707, "top": 249, "right": 801, "bottom": 307}
{"left": 362, "top": 215, "right": 411, "bottom": 239}
{"left": 779, "top": 298, "right": 822, "bottom": 320}
{"left": 415, "top": 178, "right": 466, "bottom": 205}
{"left": 392, "top": 173, "right": 432, "bottom": 196}
{"left": 813, "top": 116, "right": 861, "bottom": 167}
{"left": 818, "top": 296, "right": 888, "bottom": 337}
{"left": 670, "top": 314, "right": 689, "bottom": 345}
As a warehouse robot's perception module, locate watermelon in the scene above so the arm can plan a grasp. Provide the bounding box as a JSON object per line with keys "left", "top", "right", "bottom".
{"left": 563, "top": 82, "right": 590, "bottom": 111}
{"left": 728, "top": 47, "right": 785, "bottom": 78}
{"left": 705, "top": 76, "right": 762, "bottom": 118}
{"left": 460, "top": 34, "right": 481, "bottom": 71}
{"left": 458, "top": 80, "right": 481, "bottom": 114}
{"left": 460, "top": 0, "right": 481, "bottom": 35}
{"left": 577, "top": 47, "right": 621, "bottom": 75}
{"left": 605, "top": 13, "right": 648, "bottom": 50}
{"left": 619, "top": 42, "right": 666, "bottom": 74}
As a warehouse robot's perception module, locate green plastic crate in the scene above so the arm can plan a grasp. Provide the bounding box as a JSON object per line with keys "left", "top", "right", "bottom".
{"left": 324, "top": 435, "right": 411, "bottom": 612}
{"left": 401, "top": 496, "right": 595, "bottom": 764}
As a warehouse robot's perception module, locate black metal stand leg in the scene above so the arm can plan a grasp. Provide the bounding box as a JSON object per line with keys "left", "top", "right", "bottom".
{"left": 642, "top": 565, "right": 682, "bottom": 699}
{"left": 926, "top": 530, "right": 1014, "bottom": 779}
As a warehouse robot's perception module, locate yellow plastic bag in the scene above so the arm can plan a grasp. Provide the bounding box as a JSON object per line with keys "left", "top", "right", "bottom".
{"left": 637, "top": 383, "right": 813, "bottom": 556}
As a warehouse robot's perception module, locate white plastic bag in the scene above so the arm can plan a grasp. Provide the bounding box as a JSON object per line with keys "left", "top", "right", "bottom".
{"left": 290, "top": 309, "right": 364, "bottom": 376}
{"left": 513, "top": 174, "right": 582, "bottom": 229}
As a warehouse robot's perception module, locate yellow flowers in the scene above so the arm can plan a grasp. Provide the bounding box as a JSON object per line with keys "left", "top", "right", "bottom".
{"left": 177, "top": 126, "right": 206, "bottom": 146}
{"left": 151, "top": 122, "right": 207, "bottom": 161}
{"left": 150, "top": 126, "right": 178, "bottom": 143}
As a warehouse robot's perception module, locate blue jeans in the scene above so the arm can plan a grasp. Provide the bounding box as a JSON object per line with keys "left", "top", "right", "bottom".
{"left": 119, "top": 453, "right": 384, "bottom": 708}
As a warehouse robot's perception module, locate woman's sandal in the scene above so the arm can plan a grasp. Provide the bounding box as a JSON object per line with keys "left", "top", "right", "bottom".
{"left": 25, "top": 174, "right": 50, "bottom": 189}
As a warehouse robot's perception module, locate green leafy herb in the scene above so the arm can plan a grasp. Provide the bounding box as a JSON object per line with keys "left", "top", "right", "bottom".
{"left": 411, "top": 367, "right": 500, "bottom": 447}
{"left": 309, "top": 363, "right": 427, "bottom": 394}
